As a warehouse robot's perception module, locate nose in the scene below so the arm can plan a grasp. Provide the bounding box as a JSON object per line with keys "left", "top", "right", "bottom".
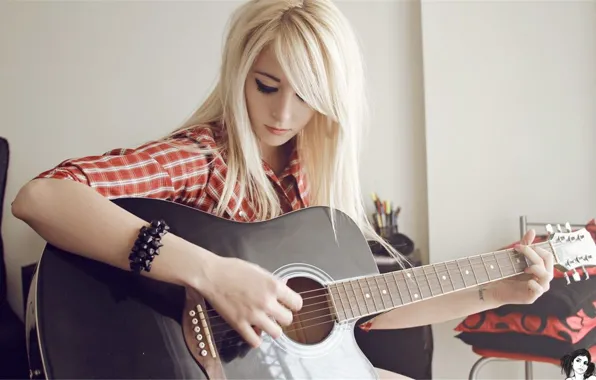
{"left": 271, "top": 92, "right": 293, "bottom": 126}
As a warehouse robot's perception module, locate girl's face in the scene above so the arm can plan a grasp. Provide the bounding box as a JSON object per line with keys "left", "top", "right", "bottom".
{"left": 573, "top": 355, "right": 589, "bottom": 375}
{"left": 244, "top": 45, "right": 315, "bottom": 154}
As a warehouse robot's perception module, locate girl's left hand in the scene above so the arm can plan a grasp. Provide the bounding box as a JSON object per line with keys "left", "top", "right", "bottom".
{"left": 488, "top": 229, "right": 555, "bottom": 306}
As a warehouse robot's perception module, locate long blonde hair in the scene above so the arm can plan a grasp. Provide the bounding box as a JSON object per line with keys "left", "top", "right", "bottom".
{"left": 170, "top": 0, "right": 404, "bottom": 263}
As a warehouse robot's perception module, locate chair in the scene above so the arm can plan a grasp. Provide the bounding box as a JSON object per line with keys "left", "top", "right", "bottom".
{"left": 468, "top": 216, "right": 590, "bottom": 380}
{"left": 0, "top": 137, "right": 29, "bottom": 379}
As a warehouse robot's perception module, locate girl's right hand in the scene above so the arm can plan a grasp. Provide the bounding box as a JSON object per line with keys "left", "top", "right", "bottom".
{"left": 198, "top": 255, "right": 303, "bottom": 348}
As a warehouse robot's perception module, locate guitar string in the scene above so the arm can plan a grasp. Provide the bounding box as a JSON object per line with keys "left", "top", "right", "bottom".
{"left": 204, "top": 245, "right": 559, "bottom": 330}
{"left": 208, "top": 259, "right": 547, "bottom": 345}
{"left": 220, "top": 240, "right": 552, "bottom": 316}
{"left": 204, "top": 240, "right": 576, "bottom": 347}
{"left": 204, "top": 245, "right": 538, "bottom": 318}
{"left": 208, "top": 256, "right": 530, "bottom": 346}
{"left": 203, "top": 250, "right": 536, "bottom": 330}
{"left": 203, "top": 247, "right": 538, "bottom": 315}
{"left": 206, "top": 260, "right": 525, "bottom": 335}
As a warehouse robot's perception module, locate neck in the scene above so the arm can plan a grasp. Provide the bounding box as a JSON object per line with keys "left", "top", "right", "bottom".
{"left": 259, "top": 140, "right": 293, "bottom": 175}
{"left": 327, "top": 241, "right": 554, "bottom": 322}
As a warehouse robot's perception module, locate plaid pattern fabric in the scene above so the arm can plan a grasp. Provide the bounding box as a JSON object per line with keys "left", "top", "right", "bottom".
{"left": 35, "top": 124, "right": 310, "bottom": 222}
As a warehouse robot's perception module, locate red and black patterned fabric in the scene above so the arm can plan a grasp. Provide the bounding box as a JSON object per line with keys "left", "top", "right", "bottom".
{"left": 457, "top": 299, "right": 596, "bottom": 344}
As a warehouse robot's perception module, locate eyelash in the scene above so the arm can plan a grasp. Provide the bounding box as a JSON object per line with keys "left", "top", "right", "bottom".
{"left": 255, "top": 78, "right": 305, "bottom": 102}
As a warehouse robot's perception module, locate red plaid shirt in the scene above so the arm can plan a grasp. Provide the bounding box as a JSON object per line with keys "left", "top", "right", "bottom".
{"left": 35, "top": 124, "right": 310, "bottom": 222}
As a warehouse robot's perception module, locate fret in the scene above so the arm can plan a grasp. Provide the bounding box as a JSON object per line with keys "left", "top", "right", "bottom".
{"left": 479, "top": 254, "right": 492, "bottom": 282}
{"left": 373, "top": 275, "right": 392, "bottom": 311}
{"left": 401, "top": 269, "right": 419, "bottom": 302}
{"left": 365, "top": 276, "right": 383, "bottom": 313}
{"left": 381, "top": 273, "right": 399, "bottom": 308}
{"left": 505, "top": 250, "right": 517, "bottom": 276}
{"left": 424, "top": 265, "right": 443, "bottom": 296}
{"left": 357, "top": 278, "right": 376, "bottom": 315}
{"left": 440, "top": 262, "right": 456, "bottom": 292}
{"left": 348, "top": 280, "right": 366, "bottom": 318}
{"left": 419, "top": 267, "right": 434, "bottom": 297}
{"left": 432, "top": 264, "right": 446, "bottom": 294}
{"left": 330, "top": 284, "right": 348, "bottom": 321}
{"left": 339, "top": 282, "right": 356, "bottom": 320}
{"left": 391, "top": 271, "right": 409, "bottom": 304}
{"left": 467, "top": 257, "right": 483, "bottom": 284}
{"left": 511, "top": 250, "right": 526, "bottom": 273}
{"left": 492, "top": 252, "right": 505, "bottom": 278}
{"left": 412, "top": 267, "right": 431, "bottom": 299}
{"left": 455, "top": 259, "right": 469, "bottom": 288}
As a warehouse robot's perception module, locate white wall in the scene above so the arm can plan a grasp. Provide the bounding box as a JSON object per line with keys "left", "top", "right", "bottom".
{"left": 421, "top": 0, "right": 596, "bottom": 378}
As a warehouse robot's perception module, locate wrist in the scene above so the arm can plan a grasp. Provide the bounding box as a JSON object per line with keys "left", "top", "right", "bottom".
{"left": 182, "top": 242, "right": 220, "bottom": 294}
{"left": 483, "top": 283, "right": 506, "bottom": 309}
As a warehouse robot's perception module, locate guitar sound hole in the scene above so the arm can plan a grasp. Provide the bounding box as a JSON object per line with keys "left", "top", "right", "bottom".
{"left": 283, "top": 277, "right": 334, "bottom": 345}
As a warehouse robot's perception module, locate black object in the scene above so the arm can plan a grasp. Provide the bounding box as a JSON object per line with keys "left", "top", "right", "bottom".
{"left": 128, "top": 219, "right": 169, "bottom": 274}
{"left": 0, "top": 137, "right": 8, "bottom": 303}
{"left": 369, "top": 232, "right": 415, "bottom": 257}
{"left": 0, "top": 136, "right": 29, "bottom": 379}
{"left": 495, "top": 274, "right": 596, "bottom": 318}
{"left": 29, "top": 199, "right": 438, "bottom": 379}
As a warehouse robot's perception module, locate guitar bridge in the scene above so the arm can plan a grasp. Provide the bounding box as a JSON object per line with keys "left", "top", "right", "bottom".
{"left": 189, "top": 305, "right": 217, "bottom": 358}
{"left": 182, "top": 291, "right": 224, "bottom": 379}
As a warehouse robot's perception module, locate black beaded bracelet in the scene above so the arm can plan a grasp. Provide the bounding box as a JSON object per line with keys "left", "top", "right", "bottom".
{"left": 128, "top": 219, "right": 170, "bottom": 274}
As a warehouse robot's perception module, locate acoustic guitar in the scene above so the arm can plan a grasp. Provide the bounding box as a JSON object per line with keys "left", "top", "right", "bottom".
{"left": 25, "top": 198, "right": 596, "bottom": 379}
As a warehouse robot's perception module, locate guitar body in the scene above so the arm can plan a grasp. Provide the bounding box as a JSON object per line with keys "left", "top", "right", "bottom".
{"left": 26, "top": 198, "right": 381, "bottom": 379}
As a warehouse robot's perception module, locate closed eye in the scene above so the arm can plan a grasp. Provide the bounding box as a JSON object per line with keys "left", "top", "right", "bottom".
{"left": 255, "top": 78, "right": 305, "bottom": 102}
{"left": 256, "top": 78, "right": 277, "bottom": 94}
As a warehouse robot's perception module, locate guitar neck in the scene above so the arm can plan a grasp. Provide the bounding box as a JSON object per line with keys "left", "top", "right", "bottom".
{"left": 328, "top": 241, "right": 554, "bottom": 322}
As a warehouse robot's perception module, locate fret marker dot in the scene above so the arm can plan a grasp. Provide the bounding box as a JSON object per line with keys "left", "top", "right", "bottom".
{"left": 516, "top": 259, "right": 521, "bottom": 263}
{"left": 442, "top": 275, "right": 446, "bottom": 280}
{"left": 382, "top": 290, "right": 387, "bottom": 295}
{"left": 490, "top": 265, "right": 494, "bottom": 269}
{"left": 465, "top": 270, "right": 469, "bottom": 275}
{"left": 407, "top": 273, "right": 411, "bottom": 278}
{"left": 414, "top": 294, "right": 419, "bottom": 299}
{"left": 365, "top": 293, "right": 370, "bottom": 298}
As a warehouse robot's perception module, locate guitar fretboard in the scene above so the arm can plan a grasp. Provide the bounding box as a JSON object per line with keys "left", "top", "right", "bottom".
{"left": 327, "top": 243, "right": 552, "bottom": 322}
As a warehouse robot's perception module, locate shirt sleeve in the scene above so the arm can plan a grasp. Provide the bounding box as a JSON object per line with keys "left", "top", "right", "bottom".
{"left": 34, "top": 136, "right": 212, "bottom": 203}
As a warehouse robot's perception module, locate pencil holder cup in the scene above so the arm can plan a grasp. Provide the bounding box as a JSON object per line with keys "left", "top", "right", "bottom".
{"left": 371, "top": 212, "right": 398, "bottom": 238}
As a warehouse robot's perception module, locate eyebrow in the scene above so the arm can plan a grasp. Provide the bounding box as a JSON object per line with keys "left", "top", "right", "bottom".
{"left": 255, "top": 70, "right": 281, "bottom": 83}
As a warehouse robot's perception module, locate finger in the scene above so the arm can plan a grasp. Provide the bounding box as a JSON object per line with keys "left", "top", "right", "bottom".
{"left": 535, "top": 247, "right": 555, "bottom": 273}
{"left": 524, "top": 265, "right": 550, "bottom": 289}
{"left": 527, "top": 278, "right": 544, "bottom": 299}
{"left": 268, "top": 302, "right": 294, "bottom": 327}
{"left": 515, "top": 244, "right": 544, "bottom": 267}
{"left": 277, "top": 283, "right": 303, "bottom": 311}
{"left": 254, "top": 313, "right": 283, "bottom": 340}
{"left": 237, "top": 322, "right": 262, "bottom": 348}
{"left": 521, "top": 229, "right": 536, "bottom": 245}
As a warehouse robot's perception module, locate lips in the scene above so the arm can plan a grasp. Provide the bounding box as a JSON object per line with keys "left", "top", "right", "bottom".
{"left": 265, "top": 125, "right": 291, "bottom": 135}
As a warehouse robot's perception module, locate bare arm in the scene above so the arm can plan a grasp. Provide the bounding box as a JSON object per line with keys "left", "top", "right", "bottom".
{"left": 364, "top": 285, "right": 500, "bottom": 330}
{"left": 12, "top": 178, "right": 215, "bottom": 291}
